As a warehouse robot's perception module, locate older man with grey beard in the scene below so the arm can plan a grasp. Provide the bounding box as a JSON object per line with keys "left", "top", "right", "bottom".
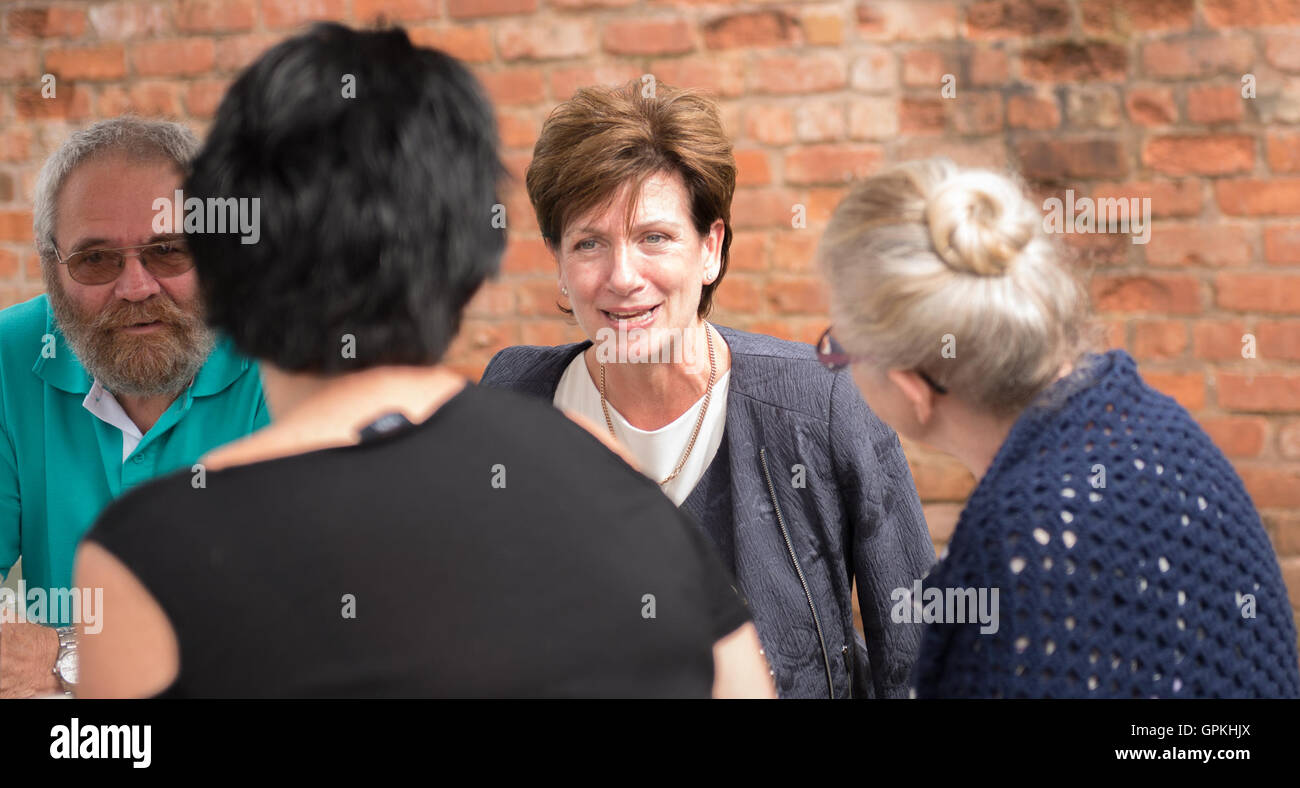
{"left": 0, "top": 117, "right": 268, "bottom": 697}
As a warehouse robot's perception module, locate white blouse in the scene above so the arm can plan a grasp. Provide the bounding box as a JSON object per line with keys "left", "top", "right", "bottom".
{"left": 553, "top": 352, "right": 729, "bottom": 506}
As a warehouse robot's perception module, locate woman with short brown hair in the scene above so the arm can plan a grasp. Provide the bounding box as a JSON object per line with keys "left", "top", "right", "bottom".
{"left": 481, "top": 80, "right": 936, "bottom": 699}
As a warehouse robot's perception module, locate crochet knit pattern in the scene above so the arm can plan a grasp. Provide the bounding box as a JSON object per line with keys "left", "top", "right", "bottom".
{"left": 912, "top": 350, "right": 1300, "bottom": 698}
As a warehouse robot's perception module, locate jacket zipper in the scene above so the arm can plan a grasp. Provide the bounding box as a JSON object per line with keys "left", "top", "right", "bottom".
{"left": 760, "top": 446, "right": 835, "bottom": 699}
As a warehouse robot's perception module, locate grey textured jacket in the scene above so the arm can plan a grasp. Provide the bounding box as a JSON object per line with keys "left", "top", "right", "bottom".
{"left": 479, "top": 324, "right": 936, "bottom": 698}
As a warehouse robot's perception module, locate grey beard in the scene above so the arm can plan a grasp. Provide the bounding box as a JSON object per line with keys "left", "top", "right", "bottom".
{"left": 82, "top": 328, "right": 215, "bottom": 397}
{"left": 45, "top": 276, "right": 216, "bottom": 398}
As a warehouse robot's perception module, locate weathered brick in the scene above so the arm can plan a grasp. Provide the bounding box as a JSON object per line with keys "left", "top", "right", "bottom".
{"left": 1065, "top": 85, "right": 1121, "bottom": 129}
{"left": 1132, "top": 320, "right": 1187, "bottom": 359}
{"left": 6, "top": 6, "right": 88, "bottom": 38}
{"left": 176, "top": 0, "right": 256, "bottom": 32}
{"left": 900, "top": 97, "right": 947, "bottom": 133}
{"left": 0, "top": 48, "right": 40, "bottom": 82}
{"left": 604, "top": 19, "right": 694, "bottom": 56}
{"left": 1146, "top": 223, "right": 1253, "bottom": 267}
{"left": 477, "top": 68, "right": 545, "bottom": 106}
{"left": 784, "top": 144, "right": 883, "bottom": 185}
{"left": 1264, "top": 32, "right": 1300, "bottom": 72}
{"left": 744, "top": 104, "right": 796, "bottom": 146}
{"left": 1016, "top": 138, "right": 1128, "bottom": 179}
{"left": 214, "top": 34, "right": 279, "bottom": 72}
{"left": 1265, "top": 225, "right": 1300, "bottom": 263}
{"left": 1143, "top": 135, "right": 1254, "bottom": 176}
{"left": 702, "top": 10, "right": 797, "bottom": 49}
{"left": 1239, "top": 466, "right": 1300, "bottom": 509}
{"left": 966, "top": 0, "right": 1070, "bottom": 38}
{"left": 45, "top": 45, "right": 126, "bottom": 81}
{"left": 801, "top": 10, "right": 844, "bottom": 46}
{"left": 1199, "top": 415, "right": 1268, "bottom": 457}
{"left": 1204, "top": 0, "right": 1300, "bottom": 27}
{"left": 754, "top": 54, "right": 846, "bottom": 94}
{"left": 1141, "top": 370, "right": 1205, "bottom": 411}
{"left": 1187, "top": 84, "right": 1245, "bottom": 125}
{"left": 0, "top": 127, "right": 33, "bottom": 162}
{"left": 1258, "top": 321, "right": 1300, "bottom": 361}
{"left": 969, "top": 47, "right": 1009, "bottom": 85}
{"left": 87, "top": 2, "right": 169, "bottom": 40}
{"left": 407, "top": 26, "right": 493, "bottom": 63}
{"left": 260, "top": 0, "right": 348, "bottom": 29}
{"left": 1267, "top": 132, "right": 1300, "bottom": 174}
{"left": 498, "top": 19, "right": 596, "bottom": 61}
{"left": 770, "top": 231, "right": 818, "bottom": 272}
{"left": 447, "top": 0, "right": 536, "bottom": 19}
{"left": 1215, "top": 274, "right": 1300, "bottom": 313}
{"left": 1192, "top": 319, "right": 1249, "bottom": 360}
{"left": 1007, "top": 91, "right": 1061, "bottom": 130}
{"left": 0, "top": 211, "right": 34, "bottom": 242}
{"left": 1141, "top": 35, "right": 1254, "bottom": 80}
{"left": 1125, "top": 86, "right": 1177, "bottom": 126}
{"left": 1092, "top": 180, "right": 1201, "bottom": 217}
{"left": 1091, "top": 274, "right": 1202, "bottom": 314}
{"left": 953, "top": 92, "right": 1002, "bottom": 134}
{"left": 734, "top": 149, "right": 771, "bottom": 187}
{"left": 649, "top": 58, "right": 745, "bottom": 98}
{"left": 15, "top": 84, "right": 92, "bottom": 119}
{"left": 353, "top": 0, "right": 440, "bottom": 24}
{"left": 856, "top": 0, "right": 960, "bottom": 41}
{"left": 848, "top": 96, "right": 900, "bottom": 139}
{"left": 184, "top": 79, "right": 229, "bottom": 119}
{"left": 1081, "top": 0, "right": 1195, "bottom": 33}
{"left": 132, "top": 39, "right": 216, "bottom": 78}
{"left": 549, "top": 64, "right": 642, "bottom": 102}
{"left": 731, "top": 188, "right": 803, "bottom": 229}
{"left": 1219, "top": 373, "right": 1300, "bottom": 413}
{"left": 1021, "top": 40, "right": 1127, "bottom": 82}
{"left": 713, "top": 274, "right": 762, "bottom": 314}
{"left": 902, "top": 49, "right": 953, "bottom": 87}
{"left": 795, "top": 101, "right": 846, "bottom": 142}
{"left": 1217, "top": 179, "right": 1300, "bottom": 216}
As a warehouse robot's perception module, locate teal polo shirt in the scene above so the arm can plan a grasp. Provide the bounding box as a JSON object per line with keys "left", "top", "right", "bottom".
{"left": 0, "top": 294, "right": 269, "bottom": 624}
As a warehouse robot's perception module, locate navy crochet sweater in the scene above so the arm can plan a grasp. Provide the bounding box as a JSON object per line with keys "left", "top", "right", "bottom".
{"left": 912, "top": 350, "right": 1300, "bottom": 698}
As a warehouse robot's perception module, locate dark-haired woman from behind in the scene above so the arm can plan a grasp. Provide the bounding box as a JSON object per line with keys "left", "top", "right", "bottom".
{"left": 71, "top": 23, "right": 774, "bottom": 699}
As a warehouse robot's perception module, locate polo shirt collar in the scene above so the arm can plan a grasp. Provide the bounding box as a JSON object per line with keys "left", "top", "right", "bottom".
{"left": 31, "top": 299, "right": 250, "bottom": 399}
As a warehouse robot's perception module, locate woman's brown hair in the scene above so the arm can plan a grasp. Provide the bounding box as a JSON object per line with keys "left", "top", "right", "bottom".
{"left": 526, "top": 79, "right": 736, "bottom": 318}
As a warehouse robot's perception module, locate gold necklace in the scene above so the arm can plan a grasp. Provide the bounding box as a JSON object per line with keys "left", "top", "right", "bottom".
{"left": 599, "top": 323, "right": 717, "bottom": 486}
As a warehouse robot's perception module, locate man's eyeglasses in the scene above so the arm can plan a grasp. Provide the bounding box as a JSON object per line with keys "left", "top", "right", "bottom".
{"left": 53, "top": 237, "right": 194, "bottom": 286}
{"left": 816, "top": 327, "right": 949, "bottom": 395}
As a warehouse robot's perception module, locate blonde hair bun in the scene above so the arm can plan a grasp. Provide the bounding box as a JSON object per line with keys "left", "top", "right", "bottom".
{"left": 925, "top": 169, "right": 1039, "bottom": 276}
{"left": 819, "top": 157, "right": 1090, "bottom": 415}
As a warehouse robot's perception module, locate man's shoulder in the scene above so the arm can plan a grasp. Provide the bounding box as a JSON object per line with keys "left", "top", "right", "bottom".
{"left": 0, "top": 294, "right": 51, "bottom": 352}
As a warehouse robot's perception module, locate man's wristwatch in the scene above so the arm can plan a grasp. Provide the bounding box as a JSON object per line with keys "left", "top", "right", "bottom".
{"left": 53, "top": 626, "right": 78, "bottom": 695}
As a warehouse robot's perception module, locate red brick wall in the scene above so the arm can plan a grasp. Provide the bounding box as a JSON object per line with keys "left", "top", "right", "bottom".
{"left": 1, "top": 1, "right": 1298, "bottom": 629}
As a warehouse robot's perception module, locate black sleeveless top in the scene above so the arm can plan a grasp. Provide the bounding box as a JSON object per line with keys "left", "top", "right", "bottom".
{"left": 86, "top": 384, "right": 751, "bottom": 698}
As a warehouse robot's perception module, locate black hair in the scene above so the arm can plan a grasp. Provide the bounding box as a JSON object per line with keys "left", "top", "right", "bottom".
{"left": 185, "top": 22, "right": 507, "bottom": 372}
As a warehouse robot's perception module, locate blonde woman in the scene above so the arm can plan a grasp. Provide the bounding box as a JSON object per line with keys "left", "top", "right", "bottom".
{"left": 817, "top": 158, "right": 1300, "bottom": 698}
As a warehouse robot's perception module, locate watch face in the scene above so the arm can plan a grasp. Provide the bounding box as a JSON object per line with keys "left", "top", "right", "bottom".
{"left": 56, "top": 651, "right": 79, "bottom": 686}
